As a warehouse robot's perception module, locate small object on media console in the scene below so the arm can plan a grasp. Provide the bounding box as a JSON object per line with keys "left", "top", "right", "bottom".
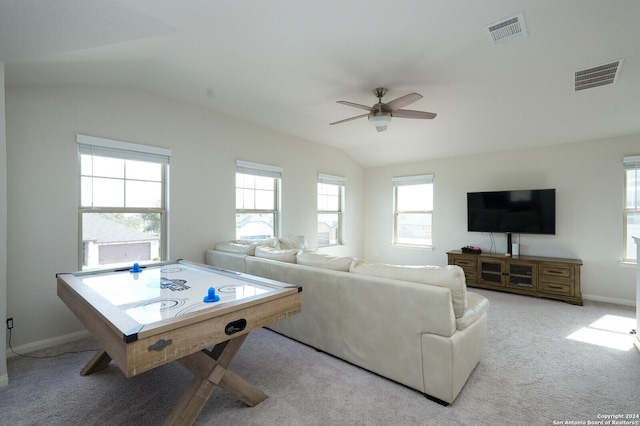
{"left": 461, "top": 246, "right": 482, "bottom": 254}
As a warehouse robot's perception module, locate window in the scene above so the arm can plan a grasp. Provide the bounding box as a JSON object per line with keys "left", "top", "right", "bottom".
{"left": 393, "top": 174, "right": 434, "bottom": 247}
{"left": 317, "top": 173, "right": 345, "bottom": 246}
{"left": 236, "top": 160, "right": 282, "bottom": 240}
{"left": 77, "top": 134, "right": 171, "bottom": 270}
{"left": 623, "top": 155, "right": 640, "bottom": 262}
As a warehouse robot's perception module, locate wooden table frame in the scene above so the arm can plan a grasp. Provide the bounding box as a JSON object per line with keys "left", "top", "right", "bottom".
{"left": 57, "top": 260, "right": 301, "bottom": 425}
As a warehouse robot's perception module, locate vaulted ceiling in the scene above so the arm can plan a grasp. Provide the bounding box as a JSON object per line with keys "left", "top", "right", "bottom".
{"left": 2, "top": 1, "right": 639, "bottom": 167}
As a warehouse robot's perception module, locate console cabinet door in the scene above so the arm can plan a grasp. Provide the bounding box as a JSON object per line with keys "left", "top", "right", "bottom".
{"left": 506, "top": 261, "right": 537, "bottom": 292}
{"left": 479, "top": 259, "right": 506, "bottom": 287}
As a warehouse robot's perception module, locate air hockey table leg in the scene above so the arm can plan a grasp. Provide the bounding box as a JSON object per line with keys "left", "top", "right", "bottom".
{"left": 163, "top": 333, "right": 267, "bottom": 425}
{"left": 80, "top": 350, "right": 112, "bottom": 376}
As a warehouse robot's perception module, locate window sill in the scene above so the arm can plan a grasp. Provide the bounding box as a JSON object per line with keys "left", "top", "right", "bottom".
{"left": 392, "top": 244, "right": 435, "bottom": 251}
{"left": 318, "top": 243, "right": 343, "bottom": 248}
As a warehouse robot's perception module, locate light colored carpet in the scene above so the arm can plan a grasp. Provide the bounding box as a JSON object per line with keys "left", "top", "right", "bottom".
{"left": 1, "top": 289, "right": 639, "bottom": 425}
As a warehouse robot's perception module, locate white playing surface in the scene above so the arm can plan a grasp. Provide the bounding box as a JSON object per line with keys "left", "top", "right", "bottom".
{"left": 81, "top": 263, "right": 275, "bottom": 325}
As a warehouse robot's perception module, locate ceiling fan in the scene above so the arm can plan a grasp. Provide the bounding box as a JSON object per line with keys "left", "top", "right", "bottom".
{"left": 330, "top": 88, "right": 437, "bottom": 132}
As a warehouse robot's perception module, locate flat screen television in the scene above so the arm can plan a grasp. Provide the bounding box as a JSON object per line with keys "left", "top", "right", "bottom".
{"left": 467, "top": 189, "right": 556, "bottom": 235}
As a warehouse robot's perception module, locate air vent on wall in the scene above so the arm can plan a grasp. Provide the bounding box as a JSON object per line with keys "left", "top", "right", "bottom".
{"left": 484, "top": 13, "right": 528, "bottom": 46}
{"left": 574, "top": 59, "right": 623, "bottom": 92}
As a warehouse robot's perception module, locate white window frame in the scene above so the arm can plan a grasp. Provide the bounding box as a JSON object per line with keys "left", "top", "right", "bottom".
{"left": 317, "top": 173, "right": 345, "bottom": 247}
{"left": 77, "top": 134, "right": 171, "bottom": 270}
{"left": 392, "top": 174, "right": 434, "bottom": 248}
{"left": 623, "top": 155, "right": 640, "bottom": 263}
{"left": 235, "top": 160, "right": 282, "bottom": 240}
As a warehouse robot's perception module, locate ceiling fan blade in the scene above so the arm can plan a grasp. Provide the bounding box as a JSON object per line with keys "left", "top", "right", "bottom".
{"left": 385, "top": 93, "right": 422, "bottom": 111}
{"left": 330, "top": 113, "right": 370, "bottom": 125}
{"left": 376, "top": 125, "right": 387, "bottom": 132}
{"left": 392, "top": 109, "right": 437, "bottom": 119}
{"left": 336, "top": 101, "right": 373, "bottom": 112}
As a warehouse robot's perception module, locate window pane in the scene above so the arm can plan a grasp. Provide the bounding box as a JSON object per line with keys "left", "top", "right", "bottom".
{"left": 318, "top": 213, "right": 340, "bottom": 246}
{"left": 626, "top": 169, "right": 639, "bottom": 209}
{"left": 236, "top": 213, "right": 275, "bottom": 240}
{"left": 318, "top": 183, "right": 341, "bottom": 211}
{"left": 80, "top": 154, "right": 93, "bottom": 175}
{"left": 319, "top": 183, "right": 339, "bottom": 197}
{"left": 397, "top": 184, "right": 432, "bottom": 211}
{"left": 236, "top": 173, "right": 275, "bottom": 210}
{"left": 255, "top": 189, "right": 275, "bottom": 210}
{"left": 397, "top": 213, "right": 432, "bottom": 245}
{"left": 255, "top": 175, "right": 274, "bottom": 190}
{"left": 80, "top": 176, "right": 93, "bottom": 207}
{"left": 325, "top": 194, "right": 340, "bottom": 211}
{"left": 242, "top": 189, "right": 255, "bottom": 210}
{"left": 240, "top": 173, "right": 254, "bottom": 188}
{"left": 626, "top": 212, "right": 640, "bottom": 260}
{"left": 235, "top": 188, "right": 244, "bottom": 209}
{"left": 126, "top": 160, "right": 161, "bottom": 181}
{"left": 93, "top": 156, "right": 124, "bottom": 178}
{"left": 92, "top": 177, "right": 124, "bottom": 207}
{"left": 82, "top": 212, "right": 162, "bottom": 269}
{"left": 126, "top": 180, "right": 162, "bottom": 208}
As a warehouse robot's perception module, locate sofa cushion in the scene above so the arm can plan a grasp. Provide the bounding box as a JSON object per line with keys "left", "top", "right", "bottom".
{"left": 350, "top": 260, "right": 467, "bottom": 318}
{"left": 255, "top": 246, "right": 299, "bottom": 263}
{"left": 278, "top": 235, "right": 309, "bottom": 250}
{"left": 296, "top": 251, "right": 355, "bottom": 272}
{"left": 214, "top": 238, "right": 277, "bottom": 255}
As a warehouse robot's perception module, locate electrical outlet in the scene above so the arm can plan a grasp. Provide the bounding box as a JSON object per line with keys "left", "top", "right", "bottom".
{"left": 6, "top": 318, "right": 13, "bottom": 330}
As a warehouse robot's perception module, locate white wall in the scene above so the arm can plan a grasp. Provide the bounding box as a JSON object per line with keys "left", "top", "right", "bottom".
{"left": 4, "top": 85, "right": 364, "bottom": 350}
{"left": 1, "top": 64, "right": 9, "bottom": 386}
{"left": 4, "top": 83, "right": 638, "bottom": 354}
{"left": 363, "top": 135, "right": 640, "bottom": 305}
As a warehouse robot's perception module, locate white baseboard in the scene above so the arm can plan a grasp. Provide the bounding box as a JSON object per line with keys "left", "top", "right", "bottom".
{"left": 0, "top": 373, "right": 8, "bottom": 388}
{"left": 582, "top": 293, "right": 636, "bottom": 307}
{"left": 6, "top": 330, "right": 91, "bottom": 359}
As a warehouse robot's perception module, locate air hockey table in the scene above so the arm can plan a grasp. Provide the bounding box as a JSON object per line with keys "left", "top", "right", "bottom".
{"left": 56, "top": 259, "right": 302, "bottom": 425}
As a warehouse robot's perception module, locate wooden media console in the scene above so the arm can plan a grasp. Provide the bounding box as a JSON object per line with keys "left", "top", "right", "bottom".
{"left": 447, "top": 250, "right": 583, "bottom": 305}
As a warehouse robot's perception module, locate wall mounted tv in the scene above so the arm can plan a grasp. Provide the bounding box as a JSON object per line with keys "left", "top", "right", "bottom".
{"left": 467, "top": 189, "right": 556, "bottom": 235}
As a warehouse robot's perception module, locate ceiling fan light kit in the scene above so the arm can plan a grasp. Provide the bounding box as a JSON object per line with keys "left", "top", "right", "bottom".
{"left": 330, "top": 87, "right": 436, "bottom": 132}
{"left": 368, "top": 112, "right": 392, "bottom": 127}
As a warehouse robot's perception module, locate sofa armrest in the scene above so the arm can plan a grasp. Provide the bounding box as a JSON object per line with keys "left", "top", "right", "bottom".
{"left": 338, "top": 274, "right": 458, "bottom": 392}
{"left": 205, "top": 249, "right": 248, "bottom": 273}
{"left": 456, "top": 292, "right": 490, "bottom": 331}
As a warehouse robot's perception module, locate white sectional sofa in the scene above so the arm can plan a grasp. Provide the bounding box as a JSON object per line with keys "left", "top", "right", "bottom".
{"left": 205, "top": 237, "right": 489, "bottom": 405}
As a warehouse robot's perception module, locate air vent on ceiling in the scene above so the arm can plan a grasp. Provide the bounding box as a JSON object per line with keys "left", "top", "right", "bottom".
{"left": 574, "top": 59, "right": 623, "bottom": 92}
{"left": 484, "top": 13, "right": 528, "bottom": 46}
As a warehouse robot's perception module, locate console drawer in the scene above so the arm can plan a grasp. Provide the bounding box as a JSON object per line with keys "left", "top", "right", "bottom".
{"left": 540, "top": 265, "right": 574, "bottom": 280}
{"left": 540, "top": 279, "right": 572, "bottom": 296}
{"left": 454, "top": 257, "right": 477, "bottom": 269}
{"left": 463, "top": 271, "right": 477, "bottom": 284}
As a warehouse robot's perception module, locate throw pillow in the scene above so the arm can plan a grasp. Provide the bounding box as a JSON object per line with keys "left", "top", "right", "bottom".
{"left": 255, "top": 246, "right": 299, "bottom": 263}
{"left": 296, "top": 251, "right": 354, "bottom": 272}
